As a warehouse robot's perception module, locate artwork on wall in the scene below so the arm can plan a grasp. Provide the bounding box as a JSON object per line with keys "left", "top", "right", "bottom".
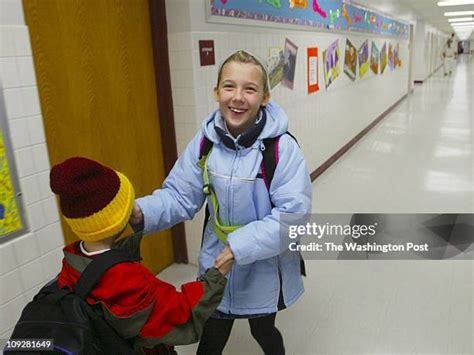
{"left": 282, "top": 38, "right": 298, "bottom": 90}
{"left": 370, "top": 41, "right": 379, "bottom": 74}
{"left": 323, "top": 39, "right": 340, "bottom": 90}
{"left": 289, "top": 0, "right": 308, "bottom": 10}
{"left": 0, "top": 129, "right": 23, "bottom": 239}
{"left": 209, "top": 0, "right": 409, "bottom": 38}
{"left": 388, "top": 43, "right": 394, "bottom": 71}
{"left": 380, "top": 42, "right": 388, "bottom": 74}
{"left": 343, "top": 38, "right": 357, "bottom": 81}
{"left": 394, "top": 43, "right": 401, "bottom": 67}
{"left": 267, "top": 46, "right": 285, "bottom": 89}
{"left": 307, "top": 47, "right": 319, "bottom": 94}
{"left": 358, "top": 40, "right": 369, "bottom": 78}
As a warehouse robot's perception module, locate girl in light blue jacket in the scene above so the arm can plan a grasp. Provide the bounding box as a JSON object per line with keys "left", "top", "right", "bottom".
{"left": 131, "top": 50, "right": 312, "bottom": 354}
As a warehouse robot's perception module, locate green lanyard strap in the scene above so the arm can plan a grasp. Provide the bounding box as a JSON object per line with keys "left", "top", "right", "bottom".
{"left": 198, "top": 148, "right": 242, "bottom": 244}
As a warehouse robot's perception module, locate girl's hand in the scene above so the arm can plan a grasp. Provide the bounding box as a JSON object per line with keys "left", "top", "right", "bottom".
{"left": 215, "top": 246, "right": 234, "bottom": 274}
{"left": 129, "top": 202, "right": 144, "bottom": 225}
{"left": 215, "top": 259, "right": 233, "bottom": 275}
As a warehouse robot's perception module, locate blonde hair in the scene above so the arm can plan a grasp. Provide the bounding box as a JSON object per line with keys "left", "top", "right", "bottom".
{"left": 216, "top": 50, "right": 270, "bottom": 95}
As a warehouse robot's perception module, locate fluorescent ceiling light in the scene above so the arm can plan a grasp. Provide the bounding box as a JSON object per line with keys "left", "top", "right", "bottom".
{"left": 438, "top": 1, "right": 474, "bottom": 6}
{"left": 451, "top": 21, "right": 474, "bottom": 25}
{"left": 451, "top": 25, "right": 474, "bottom": 29}
{"left": 448, "top": 17, "right": 473, "bottom": 21}
{"left": 445, "top": 11, "right": 474, "bottom": 15}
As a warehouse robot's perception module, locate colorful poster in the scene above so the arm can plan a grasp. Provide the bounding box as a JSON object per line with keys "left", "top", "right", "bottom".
{"left": 394, "top": 43, "right": 400, "bottom": 67}
{"left": 370, "top": 42, "right": 379, "bottom": 74}
{"left": 267, "top": 47, "right": 285, "bottom": 89}
{"left": 380, "top": 42, "right": 387, "bottom": 74}
{"left": 388, "top": 43, "right": 394, "bottom": 71}
{"left": 282, "top": 38, "right": 298, "bottom": 90}
{"left": 358, "top": 40, "right": 369, "bottom": 78}
{"left": 0, "top": 131, "right": 23, "bottom": 238}
{"left": 344, "top": 38, "right": 357, "bottom": 81}
{"left": 323, "top": 39, "right": 340, "bottom": 90}
{"left": 210, "top": 0, "right": 409, "bottom": 38}
{"left": 307, "top": 47, "right": 319, "bottom": 94}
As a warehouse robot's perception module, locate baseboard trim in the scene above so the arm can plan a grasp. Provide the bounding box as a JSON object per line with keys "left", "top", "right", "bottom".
{"left": 310, "top": 93, "right": 408, "bottom": 182}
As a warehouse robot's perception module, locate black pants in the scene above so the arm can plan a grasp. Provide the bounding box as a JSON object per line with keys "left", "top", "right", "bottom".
{"left": 196, "top": 313, "right": 285, "bottom": 355}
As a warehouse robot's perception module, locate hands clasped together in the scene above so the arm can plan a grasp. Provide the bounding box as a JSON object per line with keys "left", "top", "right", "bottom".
{"left": 130, "top": 203, "right": 234, "bottom": 276}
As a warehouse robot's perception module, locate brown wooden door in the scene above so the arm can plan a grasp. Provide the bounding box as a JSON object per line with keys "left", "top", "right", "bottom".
{"left": 23, "top": 0, "right": 173, "bottom": 274}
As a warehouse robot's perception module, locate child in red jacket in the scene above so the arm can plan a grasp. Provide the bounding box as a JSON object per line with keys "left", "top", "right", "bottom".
{"left": 50, "top": 157, "right": 231, "bottom": 354}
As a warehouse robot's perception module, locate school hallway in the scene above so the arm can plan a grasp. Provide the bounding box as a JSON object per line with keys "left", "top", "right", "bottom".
{"left": 2, "top": 0, "right": 474, "bottom": 353}
{"left": 159, "top": 55, "right": 473, "bottom": 355}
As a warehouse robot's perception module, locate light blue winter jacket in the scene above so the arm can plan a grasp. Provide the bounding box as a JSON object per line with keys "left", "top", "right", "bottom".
{"left": 136, "top": 100, "right": 312, "bottom": 315}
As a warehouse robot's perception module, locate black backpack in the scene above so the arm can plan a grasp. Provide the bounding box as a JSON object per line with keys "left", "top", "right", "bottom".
{"left": 5, "top": 249, "right": 139, "bottom": 355}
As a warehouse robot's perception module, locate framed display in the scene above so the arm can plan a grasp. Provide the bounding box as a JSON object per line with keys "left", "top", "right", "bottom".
{"left": 307, "top": 47, "right": 319, "bottom": 94}
{"left": 370, "top": 41, "right": 379, "bottom": 74}
{"left": 380, "top": 42, "right": 388, "bottom": 74}
{"left": 282, "top": 38, "right": 298, "bottom": 90}
{"left": 358, "top": 40, "right": 369, "bottom": 79}
{"left": 343, "top": 38, "right": 357, "bottom": 81}
{"left": 323, "top": 39, "right": 341, "bottom": 90}
{"left": 0, "top": 86, "right": 27, "bottom": 242}
{"left": 267, "top": 47, "right": 285, "bottom": 89}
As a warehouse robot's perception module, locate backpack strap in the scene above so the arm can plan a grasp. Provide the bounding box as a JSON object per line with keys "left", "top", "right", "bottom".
{"left": 201, "top": 204, "right": 211, "bottom": 249}
{"left": 199, "top": 136, "right": 213, "bottom": 160}
{"left": 260, "top": 136, "right": 280, "bottom": 191}
{"left": 201, "top": 145, "right": 242, "bottom": 244}
{"left": 74, "top": 249, "right": 138, "bottom": 299}
{"left": 260, "top": 132, "right": 298, "bottom": 191}
{"left": 198, "top": 136, "right": 217, "bottom": 246}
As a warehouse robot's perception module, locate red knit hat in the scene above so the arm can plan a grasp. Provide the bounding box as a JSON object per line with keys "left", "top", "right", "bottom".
{"left": 50, "top": 157, "right": 134, "bottom": 241}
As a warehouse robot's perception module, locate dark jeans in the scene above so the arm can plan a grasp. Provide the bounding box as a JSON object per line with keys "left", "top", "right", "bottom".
{"left": 196, "top": 313, "right": 285, "bottom": 355}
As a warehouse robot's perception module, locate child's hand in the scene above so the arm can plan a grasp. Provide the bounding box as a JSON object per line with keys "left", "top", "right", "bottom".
{"left": 215, "top": 246, "right": 234, "bottom": 275}
{"left": 216, "top": 259, "right": 233, "bottom": 275}
{"left": 129, "top": 203, "right": 144, "bottom": 225}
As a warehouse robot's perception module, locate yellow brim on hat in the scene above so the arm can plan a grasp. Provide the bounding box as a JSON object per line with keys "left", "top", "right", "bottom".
{"left": 64, "top": 172, "right": 135, "bottom": 241}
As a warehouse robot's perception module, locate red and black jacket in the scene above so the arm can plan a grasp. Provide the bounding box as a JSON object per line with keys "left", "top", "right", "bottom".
{"left": 57, "top": 239, "right": 226, "bottom": 351}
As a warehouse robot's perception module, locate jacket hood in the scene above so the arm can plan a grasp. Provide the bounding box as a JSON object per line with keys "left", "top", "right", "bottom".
{"left": 201, "top": 100, "right": 289, "bottom": 146}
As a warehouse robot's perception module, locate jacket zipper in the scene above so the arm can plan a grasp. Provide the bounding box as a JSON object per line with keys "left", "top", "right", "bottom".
{"left": 227, "top": 147, "right": 240, "bottom": 313}
{"left": 225, "top": 149, "right": 237, "bottom": 224}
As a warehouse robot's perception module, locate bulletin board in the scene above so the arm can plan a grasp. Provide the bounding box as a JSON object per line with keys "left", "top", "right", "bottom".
{"left": 0, "top": 88, "right": 27, "bottom": 242}
{"left": 208, "top": 0, "right": 409, "bottom": 39}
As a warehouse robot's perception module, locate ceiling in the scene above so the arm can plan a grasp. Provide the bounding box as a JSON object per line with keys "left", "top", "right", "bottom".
{"left": 352, "top": 0, "right": 474, "bottom": 40}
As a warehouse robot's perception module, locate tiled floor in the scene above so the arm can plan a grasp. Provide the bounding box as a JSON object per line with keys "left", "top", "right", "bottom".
{"left": 158, "top": 55, "right": 473, "bottom": 354}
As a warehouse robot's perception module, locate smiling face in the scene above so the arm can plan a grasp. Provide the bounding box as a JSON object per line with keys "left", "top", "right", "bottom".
{"left": 214, "top": 61, "right": 270, "bottom": 137}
